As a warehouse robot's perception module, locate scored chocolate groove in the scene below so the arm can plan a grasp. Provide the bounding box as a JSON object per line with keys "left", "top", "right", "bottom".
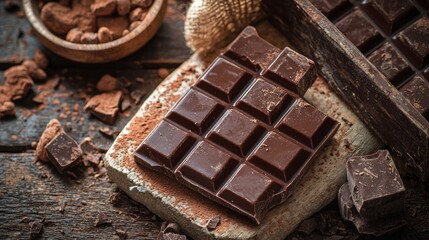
{"left": 134, "top": 27, "right": 339, "bottom": 224}
{"left": 310, "top": 0, "right": 429, "bottom": 120}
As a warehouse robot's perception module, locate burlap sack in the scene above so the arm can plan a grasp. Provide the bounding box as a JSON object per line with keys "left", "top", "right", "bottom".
{"left": 184, "top": 0, "right": 263, "bottom": 54}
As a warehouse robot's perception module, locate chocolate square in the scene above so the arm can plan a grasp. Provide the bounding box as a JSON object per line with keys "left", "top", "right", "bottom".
{"left": 263, "top": 47, "right": 317, "bottom": 97}
{"left": 45, "top": 132, "right": 83, "bottom": 173}
{"left": 277, "top": 99, "right": 337, "bottom": 148}
{"left": 368, "top": 42, "right": 412, "bottom": 86}
{"left": 399, "top": 75, "right": 429, "bottom": 119}
{"left": 360, "top": 0, "right": 418, "bottom": 34}
{"left": 179, "top": 141, "right": 238, "bottom": 191}
{"left": 167, "top": 89, "right": 224, "bottom": 134}
{"left": 237, "top": 78, "right": 293, "bottom": 124}
{"left": 394, "top": 18, "right": 429, "bottom": 69}
{"left": 335, "top": 8, "right": 383, "bottom": 53}
{"left": 219, "top": 164, "right": 281, "bottom": 214}
{"left": 208, "top": 109, "right": 265, "bottom": 156}
{"left": 223, "top": 26, "right": 281, "bottom": 71}
{"left": 248, "top": 131, "right": 310, "bottom": 181}
{"left": 197, "top": 58, "right": 252, "bottom": 102}
{"left": 346, "top": 150, "right": 406, "bottom": 221}
{"left": 136, "top": 121, "right": 195, "bottom": 169}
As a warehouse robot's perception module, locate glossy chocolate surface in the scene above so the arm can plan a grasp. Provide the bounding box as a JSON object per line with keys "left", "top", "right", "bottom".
{"left": 346, "top": 150, "right": 406, "bottom": 221}
{"left": 311, "top": 0, "right": 429, "bottom": 121}
{"left": 134, "top": 27, "right": 339, "bottom": 223}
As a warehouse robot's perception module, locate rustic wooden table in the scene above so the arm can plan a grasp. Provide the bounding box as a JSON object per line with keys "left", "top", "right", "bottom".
{"left": 1, "top": 1, "right": 428, "bottom": 239}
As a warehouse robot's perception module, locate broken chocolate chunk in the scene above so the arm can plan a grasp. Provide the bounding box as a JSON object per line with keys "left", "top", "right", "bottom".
{"left": 206, "top": 216, "right": 221, "bottom": 230}
{"left": 346, "top": 150, "right": 405, "bottom": 221}
{"left": 36, "top": 119, "right": 63, "bottom": 161}
{"left": 45, "top": 132, "right": 83, "bottom": 173}
{"left": 84, "top": 91, "right": 122, "bottom": 124}
{"left": 338, "top": 183, "right": 406, "bottom": 236}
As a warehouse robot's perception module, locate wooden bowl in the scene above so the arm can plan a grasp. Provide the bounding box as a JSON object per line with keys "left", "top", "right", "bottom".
{"left": 23, "top": 0, "right": 168, "bottom": 63}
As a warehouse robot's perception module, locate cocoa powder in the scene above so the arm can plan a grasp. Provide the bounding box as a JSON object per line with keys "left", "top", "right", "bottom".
{"left": 36, "top": 119, "right": 63, "bottom": 161}
{"left": 38, "top": 0, "right": 153, "bottom": 44}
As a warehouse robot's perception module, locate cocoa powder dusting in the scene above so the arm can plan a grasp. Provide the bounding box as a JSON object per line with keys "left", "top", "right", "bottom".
{"left": 35, "top": 119, "right": 63, "bottom": 161}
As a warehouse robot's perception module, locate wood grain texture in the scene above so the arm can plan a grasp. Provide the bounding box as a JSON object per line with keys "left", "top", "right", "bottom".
{"left": 105, "top": 22, "right": 384, "bottom": 239}
{"left": 263, "top": 0, "right": 429, "bottom": 183}
{"left": 0, "top": 68, "right": 169, "bottom": 152}
{"left": 22, "top": 0, "right": 168, "bottom": 63}
{"left": 0, "top": 153, "right": 160, "bottom": 239}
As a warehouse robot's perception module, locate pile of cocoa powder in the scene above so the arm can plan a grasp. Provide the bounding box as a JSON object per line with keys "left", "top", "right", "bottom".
{"left": 38, "top": 0, "right": 153, "bottom": 44}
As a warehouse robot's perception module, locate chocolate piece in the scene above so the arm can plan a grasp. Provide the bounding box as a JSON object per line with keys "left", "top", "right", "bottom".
{"left": 263, "top": 48, "right": 317, "bottom": 97}
{"left": 399, "top": 75, "right": 429, "bottom": 119}
{"left": 206, "top": 216, "right": 221, "bottom": 230}
{"left": 338, "top": 183, "right": 406, "bottom": 236}
{"left": 45, "top": 132, "right": 83, "bottom": 173}
{"left": 36, "top": 119, "right": 63, "bottom": 162}
{"left": 196, "top": 58, "right": 252, "bottom": 103}
{"left": 335, "top": 8, "right": 383, "bottom": 53}
{"left": 84, "top": 91, "right": 122, "bottom": 124}
{"left": 223, "top": 26, "right": 281, "bottom": 71}
{"left": 346, "top": 150, "right": 405, "bottom": 221}
{"left": 394, "top": 18, "right": 429, "bottom": 69}
{"left": 360, "top": 0, "right": 418, "bottom": 34}
{"left": 40, "top": 2, "right": 76, "bottom": 35}
{"left": 134, "top": 27, "right": 339, "bottom": 223}
{"left": 368, "top": 42, "right": 412, "bottom": 86}
{"left": 167, "top": 89, "right": 224, "bottom": 134}
{"left": 309, "top": 0, "right": 351, "bottom": 20}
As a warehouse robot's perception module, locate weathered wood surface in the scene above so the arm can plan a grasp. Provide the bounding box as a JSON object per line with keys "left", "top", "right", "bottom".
{"left": 104, "top": 22, "right": 386, "bottom": 239}
{"left": 0, "top": 153, "right": 162, "bottom": 239}
{"left": 263, "top": 0, "right": 429, "bottom": 183}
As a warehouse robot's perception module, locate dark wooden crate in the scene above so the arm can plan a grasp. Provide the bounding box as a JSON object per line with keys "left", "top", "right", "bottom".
{"left": 263, "top": 0, "right": 429, "bottom": 182}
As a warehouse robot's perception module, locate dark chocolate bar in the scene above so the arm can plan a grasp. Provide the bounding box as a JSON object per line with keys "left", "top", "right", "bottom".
{"left": 346, "top": 150, "right": 406, "bottom": 221}
{"left": 45, "top": 132, "right": 83, "bottom": 173}
{"left": 338, "top": 183, "right": 406, "bottom": 237}
{"left": 134, "top": 27, "right": 339, "bottom": 223}
{"left": 267, "top": 0, "right": 429, "bottom": 183}
{"left": 309, "top": 0, "right": 429, "bottom": 121}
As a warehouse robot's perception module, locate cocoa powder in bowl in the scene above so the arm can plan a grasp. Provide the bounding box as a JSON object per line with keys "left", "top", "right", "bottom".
{"left": 39, "top": 0, "right": 153, "bottom": 44}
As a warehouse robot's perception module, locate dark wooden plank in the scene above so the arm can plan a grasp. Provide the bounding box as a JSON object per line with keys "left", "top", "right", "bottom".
{"left": 0, "top": 68, "right": 169, "bottom": 152}
{"left": 0, "top": 1, "right": 42, "bottom": 70}
{"left": 0, "top": 153, "right": 160, "bottom": 239}
{"left": 263, "top": 0, "right": 429, "bottom": 183}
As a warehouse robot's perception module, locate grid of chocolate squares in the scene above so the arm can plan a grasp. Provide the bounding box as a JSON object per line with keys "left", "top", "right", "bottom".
{"left": 134, "top": 27, "right": 339, "bottom": 223}
{"left": 310, "top": 0, "right": 429, "bottom": 120}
